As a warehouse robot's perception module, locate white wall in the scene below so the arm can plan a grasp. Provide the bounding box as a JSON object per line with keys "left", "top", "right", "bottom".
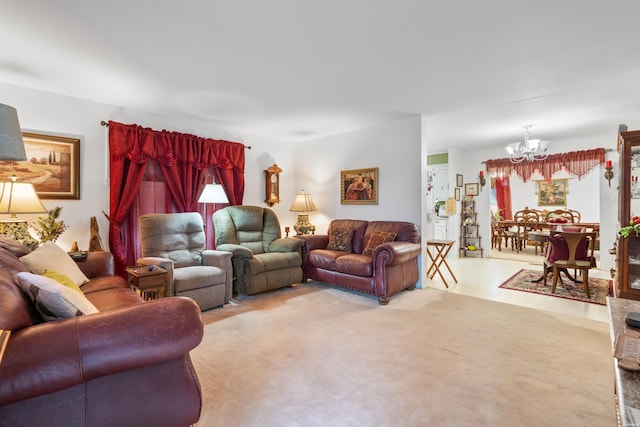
{"left": 0, "top": 82, "right": 298, "bottom": 250}
{"left": 292, "top": 116, "right": 423, "bottom": 235}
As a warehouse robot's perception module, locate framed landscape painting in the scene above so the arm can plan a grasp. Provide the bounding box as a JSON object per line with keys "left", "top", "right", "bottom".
{"left": 537, "top": 179, "right": 567, "bottom": 206}
{"left": 340, "top": 167, "right": 378, "bottom": 205}
{"left": 0, "top": 132, "right": 81, "bottom": 199}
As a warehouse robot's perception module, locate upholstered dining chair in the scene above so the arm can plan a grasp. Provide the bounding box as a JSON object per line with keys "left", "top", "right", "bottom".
{"left": 545, "top": 231, "right": 597, "bottom": 298}
{"left": 137, "top": 212, "right": 233, "bottom": 311}
{"left": 212, "top": 205, "right": 304, "bottom": 296}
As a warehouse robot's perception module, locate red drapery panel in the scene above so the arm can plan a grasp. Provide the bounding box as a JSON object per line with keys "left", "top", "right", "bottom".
{"left": 108, "top": 121, "right": 245, "bottom": 277}
{"left": 485, "top": 148, "right": 605, "bottom": 183}
{"left": 495, "top": 177, "right": 512, "bottom": 220}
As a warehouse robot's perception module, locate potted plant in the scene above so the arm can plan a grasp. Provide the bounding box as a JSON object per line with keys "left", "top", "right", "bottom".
{"left": 29, "top": 206, "right": 68, "bottom": 244}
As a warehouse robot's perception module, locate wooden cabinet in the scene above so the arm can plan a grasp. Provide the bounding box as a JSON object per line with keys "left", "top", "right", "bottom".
{"left": 616, "top": 128, "right": 640, "bottom": 299}
{"left": 459, "top": 198, "right": 483, "bottom": 257}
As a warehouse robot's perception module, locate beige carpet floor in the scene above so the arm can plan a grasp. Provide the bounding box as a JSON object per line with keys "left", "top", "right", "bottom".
{"left": 191, "top": 282, "right": 615, "bottom": 427}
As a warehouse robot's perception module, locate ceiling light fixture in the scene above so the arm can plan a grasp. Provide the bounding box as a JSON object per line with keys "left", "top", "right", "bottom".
{"left": 505, "top": 125, "right": 550, "bottom": 163}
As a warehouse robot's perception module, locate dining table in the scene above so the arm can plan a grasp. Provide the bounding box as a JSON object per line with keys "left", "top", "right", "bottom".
{"left": 495, "top": 220, "right": 599, "bottom": 251}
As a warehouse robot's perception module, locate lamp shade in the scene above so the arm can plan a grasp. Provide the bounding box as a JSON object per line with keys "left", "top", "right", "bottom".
{"left": 290, "top": 192, "right": 317, "bottom": 212}
{"left": 0, "top": 177, "right": 47, "bottom": 217}
{"left": 0, "top": 103, "right": 27, "bottom": 161}
{"left": 197, "top": 183, "right": 229, "bottom": 204}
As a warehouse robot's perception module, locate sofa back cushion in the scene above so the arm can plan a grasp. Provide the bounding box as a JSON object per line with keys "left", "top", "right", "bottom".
{"left": 327, "top": 220, "right": 369, "bottom": 254}
{"left": 213, "top": 206, "right": 281, "bottom": 254}
{"left": 0, "top": 237, "right": 42, "bottom": 331}
{"left": 139, "top": 213, "right": 206, "bottom": 268}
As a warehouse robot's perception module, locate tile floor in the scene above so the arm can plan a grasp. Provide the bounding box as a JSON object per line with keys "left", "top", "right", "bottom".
{"left": 425, "top": 247, "right": 611, "bottom": 323}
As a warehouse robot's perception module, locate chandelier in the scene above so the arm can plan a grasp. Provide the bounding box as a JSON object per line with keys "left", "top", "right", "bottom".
{"left": 505, "top": 125, "right": 550, "bottom": 163}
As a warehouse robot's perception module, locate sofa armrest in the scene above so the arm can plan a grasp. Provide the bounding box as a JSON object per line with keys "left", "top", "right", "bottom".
{"left": 202, "top": 249, "right": 232, "bottom": 269}
{"left": 216, "top": 243, "right": 254, "bottom": 259}
{"left": 297, "top": 234, "right": 330, "bottom": 251}
{"left": 372, "top": 241, "right": 422, "bottom": 266}
{"left": 0, "top": 297, "right": 203, "bottom": 406}
{"left": 75, "top": 251, "right": 115, "bottom": 278}
{"left": 269, "top": 237, "right": 304, "bottom": 253}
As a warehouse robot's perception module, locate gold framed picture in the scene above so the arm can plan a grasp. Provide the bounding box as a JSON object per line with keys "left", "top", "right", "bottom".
{"left": 0, "top": 132, "right": 81, "bottom": 199}
{"left": 537, "top": 179, "right": 568, "bottom": 206}
{"left": 340, "top": 167, "right": 378, "bottom": 205}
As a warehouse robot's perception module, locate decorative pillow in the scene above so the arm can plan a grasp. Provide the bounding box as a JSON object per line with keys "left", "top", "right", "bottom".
{"left": 327, "top": 227, "right": 354, "bottom": 252}
{"left": 363, "top": 231, "right": 397, "bottom": 256}
{"left": 547, "top": 234, "right": 589, "bottom": 263}
{"left": 20, "top": 241, "right": 89, "bottom": 286}
{"left": 17, "top": 272, "right": 99, "bottom": 321}
{"left": 42, "top": 270, "right": 83, "bottom": 294}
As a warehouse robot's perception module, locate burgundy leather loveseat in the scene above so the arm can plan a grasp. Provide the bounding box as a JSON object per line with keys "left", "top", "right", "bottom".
{"left": 298, "top": 219, "right": 421, "bottom": 304}
{"left": 0, "top": 237, "right": 203, "bottom": 426}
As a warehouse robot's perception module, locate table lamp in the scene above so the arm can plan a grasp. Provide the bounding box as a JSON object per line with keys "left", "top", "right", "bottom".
{"left": 0, "top": 175, "right": 47, "bottom": 248}
{"left": 290, "top": 190, "right": 317, "bottom": 235}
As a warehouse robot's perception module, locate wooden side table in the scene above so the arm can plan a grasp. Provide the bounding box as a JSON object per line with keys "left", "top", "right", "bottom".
{"left": 126, "top": 265, "right": 168, "bottom": 300}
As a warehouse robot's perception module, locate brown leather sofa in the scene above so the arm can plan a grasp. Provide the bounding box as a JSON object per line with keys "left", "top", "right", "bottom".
{"left": 0, "top": 237, "right": 203, "bottom": 427}
{"left": 298, "top": 219, "right": 421, "bottom": 304}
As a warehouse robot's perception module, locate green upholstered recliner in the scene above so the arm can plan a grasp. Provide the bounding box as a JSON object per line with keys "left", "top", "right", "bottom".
{"left": 137, "top": 212, "right": 233, "bottom": 311}
{"left": 212, "top": 206, "right": 304, "bottom": 296}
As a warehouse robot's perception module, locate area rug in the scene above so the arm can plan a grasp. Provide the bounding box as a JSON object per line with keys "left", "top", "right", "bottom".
{"left": 498, "top": 268, "right": 610, "bottom": 305}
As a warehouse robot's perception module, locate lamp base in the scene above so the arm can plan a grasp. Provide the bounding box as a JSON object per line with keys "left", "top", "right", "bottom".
{"left": 0, "top": 219, "right": 39, "bottom": 250}
{"left": 293, "top": 214, "right": 315, "bottom": 235}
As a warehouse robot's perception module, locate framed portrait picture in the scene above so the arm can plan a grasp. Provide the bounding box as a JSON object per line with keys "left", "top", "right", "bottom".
{"left": 537, "top": 179, "right": 568, "bottom": 206}
{"left": 454, "top": 187, "right": 460, "bottom": 201}
{"left": 0, "top": 132, "right": 81, "bottom": 199}
{"left": 340, "top": 167, "right": 378, "bottom": 205}
{"left": 465, "top": 182, "right": 479, "bottom": 196}
{"left": 456, "top": 174, "right": 463, "bottom": 187}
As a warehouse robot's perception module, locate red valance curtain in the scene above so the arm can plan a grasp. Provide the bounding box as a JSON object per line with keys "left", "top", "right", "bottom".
{"left": 485, "top": 148, "right": 605, "bottom": 183}
{"left": 108, "top": 121, "right": 245, "bottom": 277}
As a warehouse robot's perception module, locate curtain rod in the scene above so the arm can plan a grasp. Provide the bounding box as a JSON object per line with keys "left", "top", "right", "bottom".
{"left": 100, "top": 120, "right": 251, "bottom": 149}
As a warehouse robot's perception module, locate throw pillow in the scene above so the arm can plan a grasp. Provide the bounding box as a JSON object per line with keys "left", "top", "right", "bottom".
{"left": 363, "top": 230, "right": 397, "bottom": 256}
{"left": 42, "top": 270, "right": 83, "bottom": 294}
{"left": 20, "top": 241, "right": 89, "bottom": 286}
{"left": 547, "top": 234, "right": 589, "bottom": 263}
{"left": 327, "top": 227, "right": 354, "bottom": 252}
{"left": 17, "top": 272, "right": 99, "bottom": 321}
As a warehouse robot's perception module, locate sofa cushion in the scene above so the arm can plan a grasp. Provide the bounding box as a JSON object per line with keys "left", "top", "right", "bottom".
{"left": 327, "top": 227, "right": 354, "bottom": 252}
{"left": 16, "top": 272, "right": 99, "bottom": 321}
{"left": 362, "top": 230, "right": 397, "bottom": 256}
{"left": 307, "top": 249, "right": 345, "bottom": 271}
{"left": 20, "top": 242, "right": 89, "bottom": 286}
{"left": 334, "top": 253, "right": 373, "bottom": 277}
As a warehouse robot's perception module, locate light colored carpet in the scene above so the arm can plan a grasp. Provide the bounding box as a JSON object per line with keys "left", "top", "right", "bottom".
{"left": 191, "top": 282, "right": 615, "bottom": 427}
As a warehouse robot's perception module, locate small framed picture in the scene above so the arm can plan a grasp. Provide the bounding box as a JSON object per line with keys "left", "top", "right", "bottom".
{"left": 465, "top": 183, "right": 479, "bottom": 196}
{"left": 454, "top": 187, "right": 460, "bottom": 201}
{"left": 456, "top": 174, "right": 463, "bottom": 187}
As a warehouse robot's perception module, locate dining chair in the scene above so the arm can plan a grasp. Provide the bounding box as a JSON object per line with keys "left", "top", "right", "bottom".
{"left": 514, "top": 209, "right": 541, "bottom": 254}
{"left": 545, "top": 209, "right": 576, "bottom": 224}
{"left": 546, "top": 231, "right": 597, "bottom": 298}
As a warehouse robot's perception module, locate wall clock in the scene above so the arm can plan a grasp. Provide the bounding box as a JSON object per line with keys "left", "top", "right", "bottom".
{"left": 265, "top": 164, "right": 282, "bottom": 206}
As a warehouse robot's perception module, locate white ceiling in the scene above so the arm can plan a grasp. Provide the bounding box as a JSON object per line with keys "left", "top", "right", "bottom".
{"left": 2, "top": 1, "right": 640, "bottom": 152}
